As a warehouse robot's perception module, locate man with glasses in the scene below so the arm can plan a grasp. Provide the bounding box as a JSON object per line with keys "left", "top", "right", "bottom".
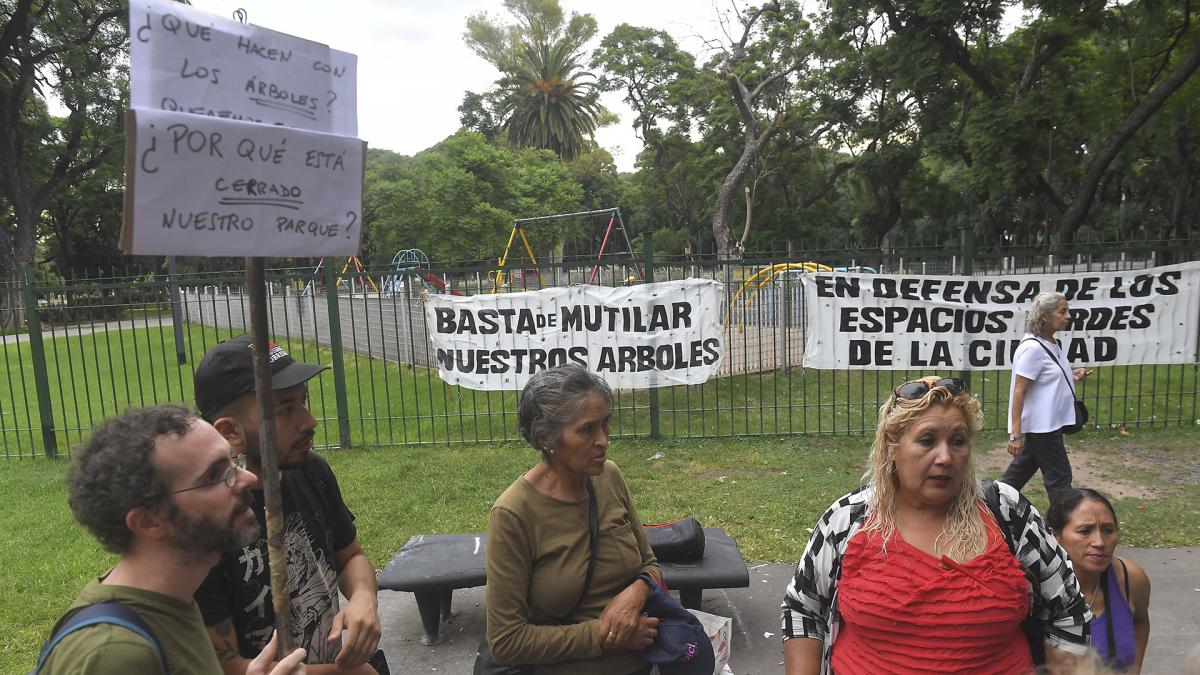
{"left": 192, "top": 336, "right": 385, "bottom": 675}
{"left": 39, "top": 405, "right": 307, "bottom": 674}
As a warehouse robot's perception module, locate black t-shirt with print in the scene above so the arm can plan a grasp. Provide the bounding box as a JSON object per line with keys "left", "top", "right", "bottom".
{"left": 195, "top": 451, "right": 356, "bottom": 663}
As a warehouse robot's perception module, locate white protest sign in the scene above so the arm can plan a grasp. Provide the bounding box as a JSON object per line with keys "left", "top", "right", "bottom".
{"left": 425, "top": 279, "right": 725, "bottom": 390}
{"left": 120, "top": 107, "right": 364, "bottom": 257}
{"left": 130, "top": 0, "right": 357, "bottom": 136}
{"left": 802, "top": 262, "right": 1200, "bottom": 369}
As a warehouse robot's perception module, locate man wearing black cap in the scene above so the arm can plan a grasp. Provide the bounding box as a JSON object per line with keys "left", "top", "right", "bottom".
{"left": 192, "top": 335, "right": 385, "bottom": 675}
{"left": 37, "top": 405, "right": 307, "bottom": 675}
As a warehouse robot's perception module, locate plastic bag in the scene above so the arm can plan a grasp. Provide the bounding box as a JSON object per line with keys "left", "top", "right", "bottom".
{"left": 687, "top": 609, "right": 731, "bottom": 675}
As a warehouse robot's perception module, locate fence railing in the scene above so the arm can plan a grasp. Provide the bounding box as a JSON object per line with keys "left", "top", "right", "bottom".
{"left": 3, "top": 232, "right": 1199, "bottom": 457}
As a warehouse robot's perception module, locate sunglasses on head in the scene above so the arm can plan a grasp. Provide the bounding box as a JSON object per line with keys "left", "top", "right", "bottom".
{"left": 893, "top": 377, "right": 967, "bottom": 401}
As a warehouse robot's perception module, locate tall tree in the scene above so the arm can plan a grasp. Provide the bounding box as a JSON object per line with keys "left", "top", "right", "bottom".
{"left": 858, "top": 0, "right": 1200, "bottom": 240}
{"left": 43, "top": 123, "right": 126, "bottom": 275}
{"left": 462, "top": 0, "right": 603, "bottom": 161}
{"left": 464, "top": 0, "right": 596, "bottom": 72}
{"left": 496, "top": 41, "right": 602, "bottom": 161}
{"left": 0, "top": 0, "right": 126, "bottom": 326}
{"left": 709, "top": 1, "right": 797, "bottom": 258}
{"left": 594, "top": 23, "right": 721, "bottom": 248}
{"left": 363, "top": 132, "right": 584, "bottom": 264}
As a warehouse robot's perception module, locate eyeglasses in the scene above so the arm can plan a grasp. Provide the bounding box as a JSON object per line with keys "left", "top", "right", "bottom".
{"left": 893, "top": 377, "right": 967, "bottom": 401}
{"left": 166, "top": 454, "right": 247, "bottom": 495}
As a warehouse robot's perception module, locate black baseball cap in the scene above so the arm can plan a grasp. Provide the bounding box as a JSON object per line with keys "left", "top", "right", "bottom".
{"left": 194, "top": 335, "right": 328, "bottom": 420}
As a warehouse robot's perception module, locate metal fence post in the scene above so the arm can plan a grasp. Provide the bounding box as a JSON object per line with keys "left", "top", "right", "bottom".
{"left": 643, "top": 234, "right": 660, "bottom": 439}
{"left": 167, "top": 256, "right": 187, "bottom": 364}
{"left": 959, "top": 226, "right": 975, "bottom": 390}
{"left": 323, "top": 262, "right": 352, "bottom": 448}
{"left": 22, "top": 263, "right": 57, "bottom": 457}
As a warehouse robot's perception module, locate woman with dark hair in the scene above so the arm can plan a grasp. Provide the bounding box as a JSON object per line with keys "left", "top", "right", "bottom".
{"left": 480, "top": 364, "right": 661, "bottom": 674}
{"left": 1002, "top": 291, "right": 1093, "bottom": 502}
{"left": 1047, "top": 488, "right": 1152, "bottom": 673}
{"left": 781, "top": 376, "right": 1091, "bottom": 674}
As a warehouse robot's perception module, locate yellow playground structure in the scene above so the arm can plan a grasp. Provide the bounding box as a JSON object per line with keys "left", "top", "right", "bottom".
{"left": 725, "top": 262, "right": 833, "bottom": 330}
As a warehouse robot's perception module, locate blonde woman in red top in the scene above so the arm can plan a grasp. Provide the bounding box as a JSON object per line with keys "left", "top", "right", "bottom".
{"left": 781, "top": 376, "right": 1092, "bottom": 674}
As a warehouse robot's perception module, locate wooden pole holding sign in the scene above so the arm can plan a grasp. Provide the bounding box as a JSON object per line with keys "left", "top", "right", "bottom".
{"left": 246, "top": 257, "right": 293, "bottom": 654}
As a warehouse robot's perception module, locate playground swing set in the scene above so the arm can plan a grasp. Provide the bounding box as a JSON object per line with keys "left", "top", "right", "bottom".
{"left": 296, "top": 214, "right": 879, "bottom": 329}
{"left": 491, "top": 207, "right": 643, "bottom": 293}
{"left": 300, "top": 208, "right": 642, "bottom": 298}
{"left": 301, "top": 256, "right": 378, "bottom": 296}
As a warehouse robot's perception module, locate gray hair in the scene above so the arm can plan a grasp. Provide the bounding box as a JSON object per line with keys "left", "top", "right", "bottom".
{"left": 517, "top": 365, "right": 612, "bottom": 453}
{"left": 1026, "top": 291, "right": 1067, "bottom": 335}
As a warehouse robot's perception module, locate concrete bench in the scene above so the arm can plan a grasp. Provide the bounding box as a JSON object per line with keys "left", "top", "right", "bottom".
{"left": 378, "top": 527, "right": 750, "bottom": 645}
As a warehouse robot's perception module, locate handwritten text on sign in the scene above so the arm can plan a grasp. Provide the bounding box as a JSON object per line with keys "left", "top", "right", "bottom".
{"left": 801, "top": 262, "right": 1200, "bottom": 369}
{"left": 121, "top": 108, "right": 363, "bottom": 257}
{"left": 425, "top": 280, "right": 725, "bottom": 390}
{"left": 130, "top": 0, "right": 357, "bottom": 136}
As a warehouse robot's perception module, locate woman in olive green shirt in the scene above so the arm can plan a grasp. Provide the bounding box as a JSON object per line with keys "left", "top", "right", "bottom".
{"left": 483, "top": 365, "right": 661, "bottom": 675}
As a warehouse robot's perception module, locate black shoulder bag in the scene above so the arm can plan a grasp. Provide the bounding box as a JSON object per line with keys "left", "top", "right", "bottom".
{"left": 1022, "top": 338, "right": 1089, "bottom": 434}
{"left": 473, "top": 477, "right": 600, "bottom": 675}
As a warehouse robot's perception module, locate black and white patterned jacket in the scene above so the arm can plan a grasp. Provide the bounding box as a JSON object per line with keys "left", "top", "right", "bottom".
{"left": 780, "top": 481, "right": 1091, "bottom": 673}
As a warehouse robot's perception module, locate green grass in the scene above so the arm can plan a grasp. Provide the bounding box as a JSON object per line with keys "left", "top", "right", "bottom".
{"left": 4, "top": 427, "right": 1198, "bottom": 672}
{"left": 4, "top": 323, "right": 1200, "bottom": 456}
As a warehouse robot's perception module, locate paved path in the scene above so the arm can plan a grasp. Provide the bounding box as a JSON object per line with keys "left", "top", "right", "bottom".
{"left": 1, "top": 317, "right": 176, "bottom": 343}
{"left": 376, "top": 547, "right": 1198, "bottom": 674}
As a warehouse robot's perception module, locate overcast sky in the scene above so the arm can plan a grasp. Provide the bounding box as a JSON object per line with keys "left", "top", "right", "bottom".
{"left": 196, "top": 0, "right": 731, "bottom": 172}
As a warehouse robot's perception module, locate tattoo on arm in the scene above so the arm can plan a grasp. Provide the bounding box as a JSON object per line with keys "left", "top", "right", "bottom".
{"left": 208, "top": 619, "right": 241, "bottom": 662}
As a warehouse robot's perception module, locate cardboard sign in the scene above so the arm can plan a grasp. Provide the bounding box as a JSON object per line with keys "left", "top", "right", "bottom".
{"left": 130, "top": 0, "right": 357, "bottom": 136}
{"left": 120, "top": 107, "right": 364, "bottom": 257}
{"left": 801, "top": 262, "right": 1200, "bottom": 369}
{"left": 425, "top": 279, "right": 726, "bottom": 390}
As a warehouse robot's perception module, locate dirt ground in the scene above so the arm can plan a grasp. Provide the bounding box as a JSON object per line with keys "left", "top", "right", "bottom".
{"left": 974, "top": 436, "right": 1195, "bottom": 501}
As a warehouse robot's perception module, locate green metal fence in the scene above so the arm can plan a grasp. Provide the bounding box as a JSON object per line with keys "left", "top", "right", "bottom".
{"left": 3, "top": 232, "right": 1199, "bottom": 458}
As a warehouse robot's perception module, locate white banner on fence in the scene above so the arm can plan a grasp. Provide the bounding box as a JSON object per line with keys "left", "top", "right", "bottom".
{"left": 802, "top": 261, "right": 1200, "bottom": 370}
{"left": 130, "top": 0, "right": 357, "bottom": 136}
{"left": 120, "top": 107, "right": 364, "bottom": 257}
{"left": 425, "top": 279, "right": 725, "bottom": 390}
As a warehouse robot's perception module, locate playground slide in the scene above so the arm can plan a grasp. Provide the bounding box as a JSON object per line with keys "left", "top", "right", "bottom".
{"left": 422, "top": 272, "right": 463, "bottom": 295}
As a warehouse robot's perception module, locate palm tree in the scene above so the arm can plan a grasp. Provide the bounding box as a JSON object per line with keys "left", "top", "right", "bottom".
{"left": 497, "top": 40, "right": 601, "bottom": 162}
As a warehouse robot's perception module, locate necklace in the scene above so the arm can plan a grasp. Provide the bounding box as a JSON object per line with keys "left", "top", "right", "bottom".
{"left": 1087, "top": 577, "right": 1102, "bottom": 610}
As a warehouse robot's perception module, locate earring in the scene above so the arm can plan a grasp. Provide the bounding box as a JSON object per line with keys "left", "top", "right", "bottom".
{"left": 545, "top": 447, "right": 556, "bottom": 455}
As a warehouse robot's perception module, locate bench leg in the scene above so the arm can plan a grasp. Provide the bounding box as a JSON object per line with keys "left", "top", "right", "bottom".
{"left": 679, "top": 588, "right": 702, "bottom": 609}
{"left": 414, "top": 591, "right": 443, "bottom": 645}
{"left": 440, "top": 589, "right": 454, "bottom": 622}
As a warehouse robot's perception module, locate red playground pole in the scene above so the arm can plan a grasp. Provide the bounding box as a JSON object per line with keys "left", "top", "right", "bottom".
{"left": 588, "top": 214, "right": 618, "bottom": 284}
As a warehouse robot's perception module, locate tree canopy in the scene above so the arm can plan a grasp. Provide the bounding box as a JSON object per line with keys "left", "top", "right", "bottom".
{"left": 7, "top": 0, "right": 1200, "bottom": 283}
{"left": 0, "top": 0, "right": 128, "bottom": 324}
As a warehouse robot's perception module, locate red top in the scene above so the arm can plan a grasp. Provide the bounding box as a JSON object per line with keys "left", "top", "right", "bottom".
{"left": 830, "top": 505, "right": 1034, "bottom": 674}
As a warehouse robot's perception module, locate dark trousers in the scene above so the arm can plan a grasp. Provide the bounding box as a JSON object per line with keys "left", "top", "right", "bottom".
{"left": 1000, "top": 430, "right": 1073, "bottom": 503}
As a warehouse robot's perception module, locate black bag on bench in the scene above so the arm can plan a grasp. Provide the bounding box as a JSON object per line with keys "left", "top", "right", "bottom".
{"left": 644, "top": 517, "right": 705, "bottom": 563}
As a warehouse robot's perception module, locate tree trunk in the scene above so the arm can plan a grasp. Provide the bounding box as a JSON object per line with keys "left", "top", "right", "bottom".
{"left": 713, "top": 146, "right": 757, "bottom": 259}
{"left": 1170, "top": 123, "right": 1194, "bottom": 241}
{"left": 0, "top": 257, "right": 23, "bottom": 330}
{"left": 732, "top": 186, "right": 753, "bottom": 258}
{"left": 710, "top": 3, "right": 790, "bottom": 259}
{"left": 0, "top": 214, "right": 36, "bottom": 330}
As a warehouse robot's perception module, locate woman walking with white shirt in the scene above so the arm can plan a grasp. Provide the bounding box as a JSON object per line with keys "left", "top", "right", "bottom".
{"left": 1001, "top": 291, "right": 1093, "bottom": 502}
